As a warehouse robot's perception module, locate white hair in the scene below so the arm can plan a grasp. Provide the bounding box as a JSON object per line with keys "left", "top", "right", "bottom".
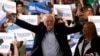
{"left": 42, "top": 14, "right": 55, "bottom": 22}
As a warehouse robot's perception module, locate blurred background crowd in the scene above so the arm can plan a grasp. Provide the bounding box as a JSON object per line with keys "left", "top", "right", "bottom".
{"left": 0, "top": 0, "right": 100, "bottom": 56}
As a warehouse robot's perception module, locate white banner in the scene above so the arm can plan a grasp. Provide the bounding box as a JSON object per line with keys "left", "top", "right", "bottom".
{"left": 0, "top": 33, "right": 14, "bottom": 43}
{"left": 71, "top": 3, "right": 76, "bottom": 11}
{"left": 4, "top": 1, "right": 16, "bottom": 13}
{"left": 0, "top": 10, "right": 6, "bottom": 21}
{"left": 0, "top": 42, "right": 10, "bottom": 53}
{"left": 0, "top": 1, "right": 4, "bottom": 10}
{"left": 14, "top": 29, "right": 34, "bottom": 41}
{"left": 54, "top": 4, "right": 73, "bottom": 20}
{"left": 88, "top": 16, "right": 100, "bottom": 35}
{"left": 18, "top": 15, "right": 38, "bottom": 25}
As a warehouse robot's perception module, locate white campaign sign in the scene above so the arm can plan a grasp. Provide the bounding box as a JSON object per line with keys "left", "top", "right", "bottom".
{"left": 4, "top": 1, "right": 16, "bottom": 13}
{"left": 0, "top": 10, "right": 6, "bottom": 21}
{"left": 0, "top": 33, "right": 14, "bottom": 43}
{"left": 54, "top": 4, "right": 73, "bottom": 20}
{"left": 71, "top": 3, "right": 76, "bottom": 11}
{"left": 14, "top": 29, "right": 34, "bottom": 41}
{"left": 88, "top": 16, "right": 100, "bottom": 35}
{"left": 18, "top": 15, "right": 38, "bottom": 25}
{"left": 0, "top": 42, "right": 10, "bottom": 53}
{"left": 0, "top": 1, "right": 4, "bottom": 10}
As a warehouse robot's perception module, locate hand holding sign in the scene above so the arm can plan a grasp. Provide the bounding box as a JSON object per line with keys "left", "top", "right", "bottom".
{"left": 1, "top": 51, "right": 11, "bottom": 56}
{"left": 6, "top": 12, "right": 14, "bottom": 19}
{"left": 6, "top": 12, "right": 15, "bottom": 25}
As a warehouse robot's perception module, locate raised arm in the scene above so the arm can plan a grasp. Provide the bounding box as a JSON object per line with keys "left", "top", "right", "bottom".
{"left": 61, "top": 20, "right": 83, "bottom": 35}
{"left": 15, "top": 18, "right": 39, "bottom": 33}
{"left": 6, "top": 12, "right": 39, "bottom": 33}
{"left": 61, "top": 19, "right": 83, "bottom": 34}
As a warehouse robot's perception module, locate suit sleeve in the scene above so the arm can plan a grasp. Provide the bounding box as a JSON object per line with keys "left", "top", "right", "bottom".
{"left": 91, "top": 37, "right": 100, "bottom": 55}
{"left": 64, "top": 23, "right": 83, "bottom": 34}
{"left": 15, "top": 19, "right": 39, "bottom": 33}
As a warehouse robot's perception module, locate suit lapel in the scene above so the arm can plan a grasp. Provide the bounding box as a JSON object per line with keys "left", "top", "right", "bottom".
{"left": 83, "top": 41, "right": 91, "bottom": 55}
{"left": 78, "top": 40, "right": 84, "bottom": 55}
{"left": 78, "top": 40, "right": 91, "bottom": 56}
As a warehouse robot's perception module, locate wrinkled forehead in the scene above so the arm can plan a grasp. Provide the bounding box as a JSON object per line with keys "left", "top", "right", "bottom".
{"left": 43, "top": 14, "right": 55, "bottom": 22}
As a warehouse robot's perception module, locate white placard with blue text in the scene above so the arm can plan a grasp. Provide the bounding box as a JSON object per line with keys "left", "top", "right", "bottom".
{"left": 0, "top": 6, "right": 7, "bottom": 25}
{"left": 25, "top": 40, "right": 34, "bottom": 48}
{"left": 0, "top": 1, "right": 4, "bottom": 10}
{"left": 88, "top": 16, "right": 100, "bottom": 35}
{"left": 0, "top": 10, "right": 6, "bottom": 21}
{"left": 28, "top": 2, "right": 50, "bottom": 14}
{"left": 54, "top": 4, "right": 73, "bottom": 20}
{"left": 14, "top": 29, "right": 34, "bottom": 41}
{"left": 4, "top": 1, "right": 16, "bottom": 13}
{"left": 0, "top": 42, "right": 10, "bottom": 53}
{"left": 0, "top": 33, "right": 14, "bottom": 43}
{"left": 18, "top": 15, "right": 38, "bottom": 25}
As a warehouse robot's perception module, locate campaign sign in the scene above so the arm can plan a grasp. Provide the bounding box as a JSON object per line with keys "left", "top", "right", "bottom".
{"left": 70, "top": 34, "right": 82, "bottom": 43}
{"left": 25, "top": 40, "right": 34, "bottom": 55}
{"left": 0, "top": 10, "right": 6, "bottom": 21}
{"left": 14, "top": 29, "right": 34, "bottom": 41}
{"left": 28, "top": 2, "right": 50, "bottom": 14}
{"left": 0, "top": 10, "right": 7, "bottom": 25}
{"left": 25, "top": 40, "right": 34, "bottom": 49}
{"left": 18, "top": 15, "right": 38, "bottom": 25}
{"left": 4, "top": 1, "right": 16, "bottom": 13}
{"left": 68, "top": 33, "right": 82, "bottom": 56}
{"left": 71, "top": 3, "right": 76, "bottom": 11}
{"left": 88, "top": 16, "right": 100, "bottom": 35}
{"left": 71, "top": 44, "right": 77, "bottom": 56}
{"left": 0, "top": 33, "right": 14, "bottom": 43}
{"left": 28, "top": 2, "right": 36, "bottom": 13}
{"left": 0, "top": 1, "right": 4, "bottom": 10}
{"left": 54, "top": 4, "right": 73, "bottom": 20}
{"left": 0, "top": 42, "right": 10, "bottom": 53}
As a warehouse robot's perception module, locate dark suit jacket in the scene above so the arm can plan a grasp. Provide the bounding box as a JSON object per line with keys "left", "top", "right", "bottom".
{"left": 15, "top": 19, "right": 82, "bottom": 56}
{"left": 74, "top": 36, "right": 100, "bottom": 56}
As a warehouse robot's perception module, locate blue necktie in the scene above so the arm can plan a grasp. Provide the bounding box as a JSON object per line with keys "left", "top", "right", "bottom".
{"left": 81, "top": 39, "right": 88, "bottom": 56}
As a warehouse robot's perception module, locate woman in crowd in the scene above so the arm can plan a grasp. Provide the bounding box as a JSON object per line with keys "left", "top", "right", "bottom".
{"left": 16, "top": 1, "right": 25, "bottom": 16}
{"left": 16, "top": 1, "right": 27, "bottom": 56}
{"left": 74, "top": 22, "right": 100, "bottom": 56}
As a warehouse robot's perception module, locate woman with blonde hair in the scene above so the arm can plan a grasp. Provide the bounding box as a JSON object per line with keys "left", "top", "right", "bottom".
{"left": 74, "top": 22, "right": 100, "bottom": 56}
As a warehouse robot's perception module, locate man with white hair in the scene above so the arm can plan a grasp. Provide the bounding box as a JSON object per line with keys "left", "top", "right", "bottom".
{"left": 7, "top": 14, "right": 82, "bottom": 56}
